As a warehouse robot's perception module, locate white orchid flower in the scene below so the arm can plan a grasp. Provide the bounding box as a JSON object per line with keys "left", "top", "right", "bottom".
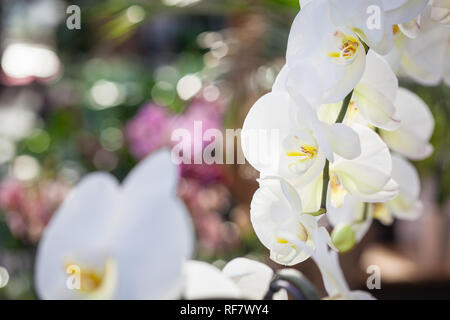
{"left": 328, "top": 0, "right": 391, "bottom": 53}
{"left": 330, "top": 0, "right": 427, "bottom": 54}
{"left": 250, "top": 177, "right": 335, "bottom": 266}
{"left": 376, "top": 0, "right": 428, "bottom": 49}
{"left": 330, "top": 153, "right": 423, "bottom": 232}
{"left": 182, "top": 261, "right": 242, "bottom": 299}
{"left": 282, "top": 221, "right": 374, "bottom": 300}
{"left": 328, "top": 124, "right": 398, "bottom": 208}
{"left": 380, "top": 88, "right": 434, "bottom": 160}
{"left": 182, "top": 258, "right": 287, "bottom": 300}
{"left": 319, "top": 50, "right": 400, "bottom": 131}
{"left": 35, "top": 150, "right": 194, "bottom": 299}
{"left": 374, "top": 154, "right": 423, "bottom": 223}
{"left": 285, "top": 0, "right": 367, "bottom": 104}
{"left": 298, "top": 0, "right": 389, "bottom": 56}
{"left": 241, "top": 90, "right": 361, "bottom": 189}
{"left": 383, "top": 5, "right": 450, "bottom": 86}
{"left": 297, "top": 0, "right": 426, "bottom": 57}
{"left": 222, "top": 257, "right": 288, "bottom": 300}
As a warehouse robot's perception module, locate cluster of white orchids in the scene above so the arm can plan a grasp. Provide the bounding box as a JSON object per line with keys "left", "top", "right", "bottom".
{"left": 34, "top": 0, "right": 448, "bottom": 301}
{"left": 241, "top": 0, "right": 448, "bottom": 299}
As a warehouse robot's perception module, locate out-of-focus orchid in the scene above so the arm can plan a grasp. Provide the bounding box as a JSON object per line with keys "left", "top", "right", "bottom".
{"left": 35, "top": 150, "right": 194, "bottom": 299}
{"left": 183, "top": 258, "right": 287, "bottom": 300}
{"left": 380, "top": 87, "right": 434, "bottom": 160}
{"left": 383, "top": 5, "right": 450, "bottom": 85}
{"left": 222, "top": 257, "right": 287, "bottom": 300}
{"left": 374, "top": 154, "right": 423, "bottom": 224}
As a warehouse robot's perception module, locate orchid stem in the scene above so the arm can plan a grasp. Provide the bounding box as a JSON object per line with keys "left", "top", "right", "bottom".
{"left": 320, "top": 160, "right": 329, "bottom": 210}
{"left": 336, "top": 90, "right": 354, "bottom": 124}
{"left": 319, "top": 90, "right": 355, "bottom": 211}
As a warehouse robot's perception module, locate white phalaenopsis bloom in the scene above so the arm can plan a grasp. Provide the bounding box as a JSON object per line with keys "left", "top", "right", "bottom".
{"left": 182, "top": 261, "right": 241, "bottom": 299}
{"left": 286, "top": 0, "right": 367, "bottom": 104}
{"left": 380, "top": 87, "right": 434, "bottom": 160}
{"left": 328, "top": 154, "right": 423, "bottom": 245}
{"left": 241, "top": 90, "right": 361, "bottom": 188}
{"left": 222, "top": 258, "right": 287, "bottom": 300}
{"left": 374, "top": 154, "right": 423, "bottom": 224}
{"left": 327, "top": 124, "right": 398, "bottom": 208}
{"left": 35, "top": 150, "right": 194, "bottom": 299}
{"left": 383, "top": 4, "right": 450, "bottom": 86}
{"left": 250, "top": 177, "right": 336, "bottom": 266}
{"left": 331, "top": 0, "right": 428, "bottom": 53}
{"left": 256, "top": 176, "right": 374, "bottom": 299}
{"left": 319, "top": 51, "right": 401, "bottom": 131}
{"left": 183, "top": 258, "right": 287, "bottom": 300}
{"left": 299, "top": 0, "right": 428, "bottom": 54}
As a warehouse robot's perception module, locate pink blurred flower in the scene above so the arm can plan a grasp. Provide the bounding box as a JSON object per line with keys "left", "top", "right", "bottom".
{"left": 173, "top": 99, "right": 225, "bottom": 184}
{"left": 126, "top": 98, "right": 226, "bottom": 185}
{"left": 0, "top": 178, "right": 70, "bottom": 243}
{"left": 125, "top": 103, "right": 173, "bottom": 159}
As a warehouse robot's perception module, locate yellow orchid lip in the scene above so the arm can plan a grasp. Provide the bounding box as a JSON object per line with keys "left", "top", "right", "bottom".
{"left": 285, "top": 143, "right": 318, "bottom": 160}
{"left": 284, "top": 135, "right": 318, "bottom": 172}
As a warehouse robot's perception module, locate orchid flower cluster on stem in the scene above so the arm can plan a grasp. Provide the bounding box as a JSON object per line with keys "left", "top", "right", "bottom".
{"left": 241, "top": 0, "right": 444, "bottom": 299}
{"left": 32, "top": 0, "right": 447, "bottom": 301}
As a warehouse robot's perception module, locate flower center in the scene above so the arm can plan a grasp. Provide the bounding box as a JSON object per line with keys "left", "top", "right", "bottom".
{"left": 283, "top": 134, "right": 318, "bottom": 174}
{"left": 393, "top": 25, "right": 400, "bottom": 35}
{"left": 286, "top": 144, "right": 318, "bottom": 159}
{"left": 327, "top": 31, "right": 360, "bottom": 64}
{"left": 65, "top": 258, "right": 118, "bottom": 299}
{"left": 272, "top": 221, "right": 310, "bottom": 264}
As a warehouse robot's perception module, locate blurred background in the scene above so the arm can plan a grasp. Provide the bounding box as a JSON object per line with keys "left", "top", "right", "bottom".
{"left": 0, "top": 0, "right": 448, "bottom": 299}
